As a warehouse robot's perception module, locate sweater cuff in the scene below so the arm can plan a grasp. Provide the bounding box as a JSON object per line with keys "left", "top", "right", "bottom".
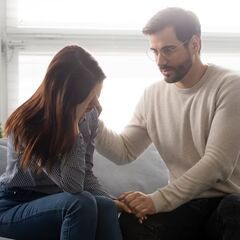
{"left": 148, "top": 189, "right": 169, "bottom": 213}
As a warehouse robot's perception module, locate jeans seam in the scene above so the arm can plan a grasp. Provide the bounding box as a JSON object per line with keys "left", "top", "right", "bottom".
{"left": 0, "top": 208, "right": 64, "bottom": 225}
{"left": 65, "top": 216, "right": 71, "bottom": 240}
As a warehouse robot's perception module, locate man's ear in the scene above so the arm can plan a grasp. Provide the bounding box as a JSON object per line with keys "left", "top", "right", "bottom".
{"left": 190, "top": 35, "right": 201, "bottom": 54}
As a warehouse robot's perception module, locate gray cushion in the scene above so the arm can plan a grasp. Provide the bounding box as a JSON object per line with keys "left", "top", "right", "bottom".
{"left": 93, "top": 145, "right": 168, "bottom": 197}
{"left": 0, "top": 138, "right": 169, "bottom": 197}
{"left": 0, "top": 139, "right": 7, "bottom": 147}
{"left": 0, "top": 139, "right": 7, "bottom": 174}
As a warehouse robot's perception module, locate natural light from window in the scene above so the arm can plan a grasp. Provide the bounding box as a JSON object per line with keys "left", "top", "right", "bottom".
{"left": 19, "top": 53, "right": 159, "bottom": 132}
{"left": 18, "top": 52, "right": 240, "bottom": 132}
{"left": 8, "top": 0, "right": 240, "bottom": 32}
{"left": 6, "top": 0, "right": 240, "bottom": 131}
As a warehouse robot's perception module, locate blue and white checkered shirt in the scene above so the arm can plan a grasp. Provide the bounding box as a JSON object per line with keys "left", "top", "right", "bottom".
{"left": 0, "top": 108, "right": 108, "bottom": 197}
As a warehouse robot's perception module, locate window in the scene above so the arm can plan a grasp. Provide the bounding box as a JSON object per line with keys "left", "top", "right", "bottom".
{"left": 7, "top": 0, "right": 240, "bottom": 32}
{"left": 1, "top": 0, "right": 240, "bottom": 131}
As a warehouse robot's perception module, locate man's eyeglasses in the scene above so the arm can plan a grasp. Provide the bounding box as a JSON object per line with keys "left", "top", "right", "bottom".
{"left": 146, "top": 39, "right": 190, "bottom": 61}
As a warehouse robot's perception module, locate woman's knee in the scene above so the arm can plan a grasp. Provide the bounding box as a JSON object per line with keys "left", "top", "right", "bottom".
{"left": 95, "top": 196, "right": 117, "bottom": 215}
{"left": 62, "top": 191, "right": 97, "bottom": 217}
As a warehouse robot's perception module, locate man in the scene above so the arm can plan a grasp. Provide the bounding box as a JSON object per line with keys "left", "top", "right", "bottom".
{"left": 96, "top": 7, "right": 240, "bottom": 240}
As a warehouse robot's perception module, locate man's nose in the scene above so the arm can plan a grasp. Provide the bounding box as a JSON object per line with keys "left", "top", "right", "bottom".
{"left": 156, "top": 52, "right": 168, "bottom": 65}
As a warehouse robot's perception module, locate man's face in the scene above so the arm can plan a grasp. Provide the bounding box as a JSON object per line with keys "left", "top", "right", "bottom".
{"left": 149, "top": 26, "right": 194, "bottom": 84}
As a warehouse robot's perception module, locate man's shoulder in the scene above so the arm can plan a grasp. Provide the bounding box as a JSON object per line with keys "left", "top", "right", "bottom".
{"left": 208, "top": 64, "right": 240, "bottom": 82}
{"left": 206, "top": 65, "right": 240, "bottom": 102}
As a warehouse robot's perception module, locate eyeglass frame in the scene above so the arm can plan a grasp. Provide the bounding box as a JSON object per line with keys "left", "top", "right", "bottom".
{"left": 146, "top": 38, "right": 191, "bottom": 61}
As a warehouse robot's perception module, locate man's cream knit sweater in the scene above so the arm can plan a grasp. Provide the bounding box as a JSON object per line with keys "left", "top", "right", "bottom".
{"left": 96, "top": 64, "right": 240, "bottom": 213}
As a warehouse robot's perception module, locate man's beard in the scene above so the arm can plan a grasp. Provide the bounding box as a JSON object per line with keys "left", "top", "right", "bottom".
{"left": 159, "top": 55, "right": 193, "bottom": 84}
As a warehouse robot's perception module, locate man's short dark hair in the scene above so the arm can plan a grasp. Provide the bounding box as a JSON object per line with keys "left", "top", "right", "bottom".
{"left": 142, "top": 7, "right": 201, "bottom": 42}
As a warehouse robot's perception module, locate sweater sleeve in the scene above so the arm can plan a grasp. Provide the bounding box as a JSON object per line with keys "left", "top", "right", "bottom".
{"left": 96, "top": 91, "right": 152, "bottom": 164}
{"left": 149, "top": 77, "right": 240, "bottom": 212}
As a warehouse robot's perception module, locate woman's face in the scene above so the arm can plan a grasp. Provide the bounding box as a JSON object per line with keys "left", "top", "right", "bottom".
{"left": 76, "top": 82, "right": 103, "bottom": 121}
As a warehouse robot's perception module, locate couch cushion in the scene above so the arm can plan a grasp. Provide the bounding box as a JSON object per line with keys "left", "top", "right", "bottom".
{"left": 0, "top": 138, "right": 169, "bottom": 197}
{"left": 0, "top": 139, "right": 7, "bottom": 175}
{"left": 93, "top": 145, "right": 169, "bottom": 197}
{"left": 0, "top": 138, "right": 7, "bottom": 147}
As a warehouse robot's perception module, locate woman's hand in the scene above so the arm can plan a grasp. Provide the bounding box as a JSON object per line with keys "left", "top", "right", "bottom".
{"left": 94, "top": 98, "right": 102, "bottom": 116}
{"left": 113, "top": 199, "right": 132, "bottom": 213}
{"left": 118, "top": 191, "right": 156, "bottom": 220}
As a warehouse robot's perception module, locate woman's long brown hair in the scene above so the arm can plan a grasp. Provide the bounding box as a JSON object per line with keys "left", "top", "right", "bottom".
{"left": 4, "top": 45, "right": 105, "bottom": 170}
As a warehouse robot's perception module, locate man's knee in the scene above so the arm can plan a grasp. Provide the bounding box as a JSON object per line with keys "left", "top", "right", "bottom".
{"left": 119, "top": 213, "right": 138, "bottom": 239}
{"left": 119, "top": 213, "right": 152, "bottom": 240}
{"left": 217, "top": 194, "right": 240, "bottom": 222}
{"left": 214, "top": 194, "right": 240, "bottom": 239}
{"left": 119, "top": 212, "right": 139, "bottom": 228}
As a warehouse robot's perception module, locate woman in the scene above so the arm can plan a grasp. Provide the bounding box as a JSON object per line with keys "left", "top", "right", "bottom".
{"left": 0, "top": 46, "right": 123, "bottom": 240}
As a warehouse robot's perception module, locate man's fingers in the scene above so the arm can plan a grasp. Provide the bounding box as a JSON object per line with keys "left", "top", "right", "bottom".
{"left": 126, "top": 197, "right": 144, "bottom": 210}
{"left": 136, "top": 208, "right": 149, "bottom": 219}
{"left": 122, "top": 192, "right": 142, "bottom": 204}
{"left": 118, "top": 191, "right": 134, "bottom": 201}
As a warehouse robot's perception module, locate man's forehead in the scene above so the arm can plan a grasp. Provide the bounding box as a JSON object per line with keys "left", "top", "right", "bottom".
{"left": 149, "top": 26, "right": 179, "bottom": 47}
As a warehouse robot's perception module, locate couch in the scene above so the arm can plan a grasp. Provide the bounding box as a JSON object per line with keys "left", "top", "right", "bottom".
{"left": 0, "top": 138, "right": 169, "bottom": 197}
{"left": 0, "top": 137, "right": 169, "bottom": 239}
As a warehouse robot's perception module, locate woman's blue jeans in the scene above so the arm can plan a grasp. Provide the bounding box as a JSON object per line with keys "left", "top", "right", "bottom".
{"left": 0, "top": 187, "right": 122, "bottom": 240}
